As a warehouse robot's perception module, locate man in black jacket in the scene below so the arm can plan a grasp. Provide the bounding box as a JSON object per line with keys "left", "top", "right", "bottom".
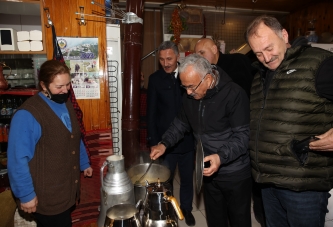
{"left": 147, "top": 41, "right": 195, "bottom": 226}
{"left": 195, "top": 38, "right": 255, "bottom": 98}
{"left": 195, "top": 37, "right": 266, "bottom": 227}
{"left": 150, "top": 54, "right": 252, "bottom": 227}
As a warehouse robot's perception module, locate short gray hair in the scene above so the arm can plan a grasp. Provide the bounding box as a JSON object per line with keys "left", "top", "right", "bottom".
{"left": 179, "top": 54, "right": 212, "bottom": 79}
{"left": 158, "top": 41, "right": 179, "bottom": 55}
{"left": 245, "top": 15, "right": 283, "bottom": 43}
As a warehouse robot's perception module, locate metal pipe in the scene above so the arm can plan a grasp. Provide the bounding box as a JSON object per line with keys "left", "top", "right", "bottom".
{"left": 159, "top": 0, "right": 181, "bottom": 7}
{"left": 141, "top": 49, "right": 158, "bottom": 61}
{"left": 122, "top": 0, "right": 144, "bottom": 168}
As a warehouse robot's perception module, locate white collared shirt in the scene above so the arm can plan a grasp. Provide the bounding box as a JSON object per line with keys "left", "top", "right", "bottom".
{"left": 173, "top": 68, "right": 179, "bottom": 78}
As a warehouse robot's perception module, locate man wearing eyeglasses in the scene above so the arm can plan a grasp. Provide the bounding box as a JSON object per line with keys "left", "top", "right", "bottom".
{"left": 150, "top": 54, "right": 252, "bottom": 227}
{"left": 195, "top": 38, "right": 266, "bottom": 227}
{"left": 147, "top": 41, "right": 196, "bottom": 226}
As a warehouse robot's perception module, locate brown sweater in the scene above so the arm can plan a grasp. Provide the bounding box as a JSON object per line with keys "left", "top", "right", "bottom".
{"left": 19, "top": 94, "right": 81, "bottom": 215}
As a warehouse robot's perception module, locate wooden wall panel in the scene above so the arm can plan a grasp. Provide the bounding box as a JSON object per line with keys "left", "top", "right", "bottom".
{"left": 287, "top": 1, "right": 333, "bottom": 41}
{"left": 141, "top": 10, "right": 162, "bottom": 88}
{"left": 38, "top": 0, "right": 332, "bottom": 132}
{"left": 42, "top": 0, "right": 111, "bottom": 131}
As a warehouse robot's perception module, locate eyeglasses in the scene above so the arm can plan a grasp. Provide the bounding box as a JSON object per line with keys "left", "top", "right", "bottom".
{"left": 181, "top": 73, "right": 208, "bottom": 92}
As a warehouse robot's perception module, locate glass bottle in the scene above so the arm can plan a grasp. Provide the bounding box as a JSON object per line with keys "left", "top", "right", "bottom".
{"left": 0, "top": 123, "right": 3, "bottom": 143}
{"left": 0, "top": 99, "right": 7, "bottom": 117}
{"left": 306, "top": 19, "right": 318, "bottom": 43}
{"left": 6, "top": 99, "right": 12, "bottom": 117}
{"left": 307, "top": 31, "right": 318, "bottom": 43}
{"left": 18, "top": 98, "right": 24, "bottom": 107}
{"left": 12, "top": 98, "right": 18, "bottom": 115}
{"left": 3, "top": 124, "right": 9, "bottom": 142}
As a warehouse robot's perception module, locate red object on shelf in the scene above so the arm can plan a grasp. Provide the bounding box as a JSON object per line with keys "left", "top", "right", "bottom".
{"left": 185, "top": 51, "right": 192, "bottom": 57}
{"left": 0, "top": 65, "right": 9, "bottom": 91}
{"left": 0, "top": 89, "right": 38, "bottom": 96}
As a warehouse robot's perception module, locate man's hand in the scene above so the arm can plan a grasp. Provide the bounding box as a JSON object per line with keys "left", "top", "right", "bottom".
{"left": 150, "top": 144, "right": 167, "bottom": 160}
{"left": 309, "top": 128, "right": 333, "bottom": 151}
{"left": 84, "top": 167, "right": 93, "bottom": 177}
{"left": 203, "top": 154, "right": 221, "bottom": 176}
{"left": 20, "top": 196, "right": 38, "bottom": 213}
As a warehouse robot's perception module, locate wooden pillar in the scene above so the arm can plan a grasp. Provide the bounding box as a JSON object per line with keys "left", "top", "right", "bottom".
{"left": 122, "top": 0, "right": 144, "bottom": 168}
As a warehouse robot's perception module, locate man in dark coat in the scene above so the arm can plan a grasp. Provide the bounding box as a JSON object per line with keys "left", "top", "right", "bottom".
{"left": 195, "top": 38, "right": 266, "bottom": 227}
{"left": 147, "top": 41, "right": 195, "bottom": 226}
{"left": 195, "top": 38, "right": 255, "bottom": 98}
{"left": 150, "top": 54, "right": 252, "bottom": 227}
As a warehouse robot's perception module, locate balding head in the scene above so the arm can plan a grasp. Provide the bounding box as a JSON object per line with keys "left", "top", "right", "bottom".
{"left": 194, "top": 38, "right": 219, "bottom": 64}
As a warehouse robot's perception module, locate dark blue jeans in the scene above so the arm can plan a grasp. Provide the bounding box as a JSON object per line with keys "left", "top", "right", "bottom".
{"left": 262, "top": 186, "right": 329, "bottom": 227}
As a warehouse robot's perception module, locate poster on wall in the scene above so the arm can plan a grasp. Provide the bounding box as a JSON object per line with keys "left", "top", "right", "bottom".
{"left": 57, "top": 37, "right": 100, "bottom": 99}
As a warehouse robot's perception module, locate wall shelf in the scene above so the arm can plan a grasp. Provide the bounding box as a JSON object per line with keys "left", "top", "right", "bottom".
{"left": 0, "top": 51, "right": 46, "bottom": 55}
{"left": 0, "top": 0, "right": 46, "bottom": 54}
{"left": 0, "top": 89, "right": 38, "bottom": 96}
{"left": 0, "top": 0, "right": 40, "bottom": 2}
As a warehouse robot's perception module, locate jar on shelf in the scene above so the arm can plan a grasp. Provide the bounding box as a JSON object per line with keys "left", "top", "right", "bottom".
{"left": 306, "top": 30, "right": 318, "bottom": 43}
{"left": 306, "top": 19, "right": 318, "bottom": 43}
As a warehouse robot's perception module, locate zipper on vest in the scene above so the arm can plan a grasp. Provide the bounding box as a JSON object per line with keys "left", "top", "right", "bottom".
{"left": 254, "top": 109, "right": 264, "bottom": 172}
{"left": 255, "top": 68, "right": 281, "bottom": 172}
{"left": 255, "top": 81, "right": 267, "bottom": 172}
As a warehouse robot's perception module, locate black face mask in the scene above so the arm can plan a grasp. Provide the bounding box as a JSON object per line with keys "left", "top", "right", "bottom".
{"left": 46, "top": 88, "right": 69, "bottom": 104}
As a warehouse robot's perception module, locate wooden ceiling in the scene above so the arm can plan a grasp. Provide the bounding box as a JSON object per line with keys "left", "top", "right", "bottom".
{"left": 142, "top": 0, "right": 321, "bottom": 13}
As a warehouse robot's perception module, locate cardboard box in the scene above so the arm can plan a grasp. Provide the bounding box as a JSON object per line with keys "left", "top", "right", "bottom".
{"left": 17, "top": 31, "right": 30, "bottom": 42}
{"left": 30, "top": 41, "right": 43, "bottom": 51}
{"left": 17, "top": 41, "right": 30, "bottom": 51}
{"left": 311, "top": 43, "right": 333, "bottom": 53}
{"left": 29, "top": 30, "right": 42, "bottom": 41}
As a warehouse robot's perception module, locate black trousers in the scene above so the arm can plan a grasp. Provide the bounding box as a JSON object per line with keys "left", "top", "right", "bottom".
{"left": 204, "top": 177, "right": 252, "bottom": 227}
{"left": 34, "top": 206, "right": 74, "bottom": 227}
{"left": 162, "top": 150, "right": 195, "bottom": 211}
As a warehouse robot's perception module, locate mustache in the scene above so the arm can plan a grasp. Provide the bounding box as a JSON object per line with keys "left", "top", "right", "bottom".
{"left": 188, "top": 93, "right": 195, "bottom": 99}
{"left": 266, "top": 56, "right": 277, "bottom": 64}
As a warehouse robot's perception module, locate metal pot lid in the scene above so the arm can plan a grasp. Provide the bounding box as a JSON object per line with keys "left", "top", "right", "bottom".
{"left": 106, "top": 204, "right": 138, "bottom": 220}
{"left": 195, "top": 138, "right": 204, "bottom": 194}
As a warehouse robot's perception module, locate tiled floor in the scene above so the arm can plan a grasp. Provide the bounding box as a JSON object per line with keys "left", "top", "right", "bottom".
{"left": 172, "top": 168, "right": 333, "bottom": 227}
{"left": 172, "top": 168, "right": 262, "bottom": 227}
{"left": 12, "top": 166, "right": 333, "bottom": 227}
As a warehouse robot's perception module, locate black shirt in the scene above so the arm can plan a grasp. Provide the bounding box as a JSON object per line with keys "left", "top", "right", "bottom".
{"left": 216, "top": 52, "right": 256, "bottom": 98}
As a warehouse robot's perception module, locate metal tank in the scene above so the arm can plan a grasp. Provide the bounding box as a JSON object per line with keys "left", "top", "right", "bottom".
{"left": 97, "top": 154, "right": 135, "bottom": 227}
